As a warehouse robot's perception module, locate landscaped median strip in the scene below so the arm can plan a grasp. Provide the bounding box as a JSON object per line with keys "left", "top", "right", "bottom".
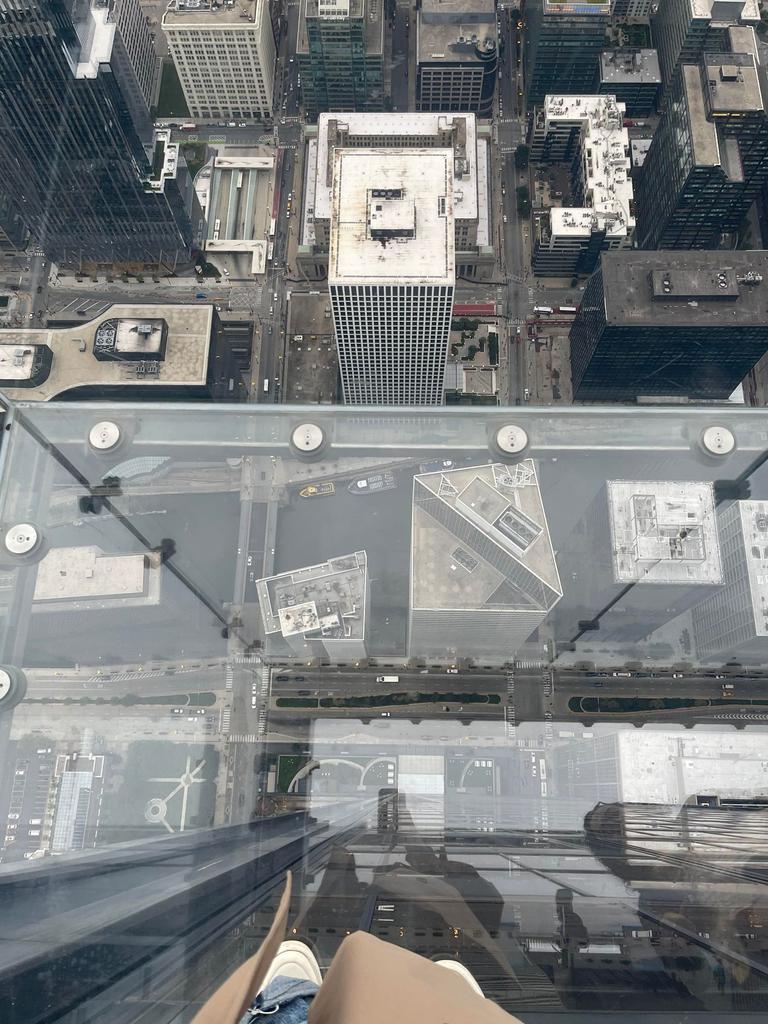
{"left": 276, "top": 691, "right": 501, "bottom": 709}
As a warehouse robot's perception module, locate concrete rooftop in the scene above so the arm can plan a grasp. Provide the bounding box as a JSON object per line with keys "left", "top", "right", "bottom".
{"left": 418, "top": 0, "right": 496, "bottom": 65}
{"left": 0, "top": 304, "right": 214, "bottom": 400}
{"left": 255, "top": 552, "right": 368, "bottom": 640}
{"left": 312, "top": 112, "right": 480, "bottom": 226}
{"left": 163, "top": 0, "right": 260, "bottom": 27}
{"left": 607, "top": 480, "right": 723, "bottom": 584}
{"left": 411, "top": 461, "right": 562, "bottom": 612}
{"left": 329, "top": 149, "right": 455, "bottom": 285}
{"left": 600, "top": 250, "right": 768, "bottom": 325}
{"left": 599, "top": 49, "right": 661, "bottom": 85}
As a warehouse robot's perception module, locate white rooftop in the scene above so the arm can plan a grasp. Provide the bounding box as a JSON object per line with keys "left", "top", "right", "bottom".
{"left": 146, "top": 129, "right": 183, "bottom": 193}
{"left": 73, "top": 7, "right": 116, "bottom": 79}
{"left": 738, "top": 501, "right": 768, "bottom": 636}
{"left": 163, "top": 0, "right": 260, "bottom": 26}
{"left": 313, "top": 112, "right": 479, "bottom": 225}
{"left": 689, "top": 0, "right": 759, "bottom": 22}
{"left": 0, "top": 345, "right": 36, "bottom": 381}
{"left": 411, "top": 460, "right": 562, "bottom": 610}
{"left": 34, "top": 547, "right": 147, "bottom": 602}
{"left": 631, "top": 137, "right": 652, "bottom": 168}
{"left": 255, "top": 552, "right": 368, "bottom": 640}
{"left": 607, "top": 480, "right": 723, "bottom": 584}
{"left": 616, "top": 730, "right": 768, "bottom": 805}
{"left": 543, "top": 95, "right": 634, "bottom": 241}
{"left": 329, "top": 149, "right": 455, "bottom": 285}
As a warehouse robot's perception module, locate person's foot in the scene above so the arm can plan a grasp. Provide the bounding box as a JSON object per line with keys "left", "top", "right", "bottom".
{"left": 435, "top": 959, "right": 484, "bottom": 996}
{"left": 259, "top": 940, "right": 323, "bottom": 991}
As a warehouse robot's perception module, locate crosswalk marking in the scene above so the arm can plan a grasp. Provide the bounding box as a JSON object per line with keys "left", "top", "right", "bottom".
{"left": 88, "top": 668, "right": 170, "bottom": 681}
{"left": 505, "top": 670, "right": 516, "bottom": 741}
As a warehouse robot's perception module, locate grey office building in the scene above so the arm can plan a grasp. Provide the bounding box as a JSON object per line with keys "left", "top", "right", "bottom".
{"left": 636, "top": 30, "right": 768, "bottom": 250}
{"left": 598, "top": 49, "right": 661, "bottom": 116}
{"left": 691, "top": 500, "right": 768, "bottom": 662}
{"left": 0, "top": 0, "right": 195, "bottom": 265}
{"left": 296, "top": 0, "right": 384, "bottom": 120}
{"left": 408, "top": 460, "right": 562, "bottom": 662}
{"left": 555, "top": 478, "right": 723, "bottom": 643}
{"left": 416, "top": 0, "right": 498, "bottom": 116}
{"left": 569, "top": 250, "right": 768, "bottom": 401}
{"left": 524, "top": 0, "right": 610, "bottom": 109}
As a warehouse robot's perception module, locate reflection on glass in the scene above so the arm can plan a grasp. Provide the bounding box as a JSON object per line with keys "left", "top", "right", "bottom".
{"left": 0, "top": 405, "right": 768, "bottom": 1019}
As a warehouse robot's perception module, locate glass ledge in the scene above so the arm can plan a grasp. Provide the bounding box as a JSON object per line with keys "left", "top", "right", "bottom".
{"left": 0, "top": 401, "right": 767, "bottom": 1022}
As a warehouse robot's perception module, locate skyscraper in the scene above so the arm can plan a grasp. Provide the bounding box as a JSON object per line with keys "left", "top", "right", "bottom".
{"left": 636, "top": 29, "right": 768, "bottom": 250}
{"left": 328, "top": 148, "right": 455, "bottom": 405}
{"left": 408, "top": 460, "right": 562, "bottom": 662}
{"left": 163, "top": 0, "right": 275, "bottom": 123}
{"left": 524, "top": 0, "right": 611, "bottom": 109}
{"left": 255, "top": 551, "right": 369, "bottom": 661}
{"left": 108, "top": 0, "right": 161, "bottom": 138}
{"left": 651, "top": 0, "right": 759, "bottom": 100}
{"left": 296, "top": 0, "right": 384, "bottom": 121}
{"left": 298, "top": 112, "right": 494, "bottom": 281}
{"left": 555, "top": 478, "right": 723, "bottom": 643}
{"left": 416, "top": 0, "right": 498, "bottom": 116}
{"left": 598, "top": 49, "right": 661, "bottom": 117}
{"left": 691, "top": 500, "right": 768, "bottom": 661}
{"left": 0, "top": 0, "right": 194, "bottom": 265}
{"left": 569, "top": 250, "right": 768, "bottom": 401}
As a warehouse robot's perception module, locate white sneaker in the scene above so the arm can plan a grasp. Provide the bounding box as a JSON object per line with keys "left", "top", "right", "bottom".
{"left": 435, "top": 959, "right": 484, "bottom": 996}
{"left": 259, "top": 940, "right": 323, "bottom": 991}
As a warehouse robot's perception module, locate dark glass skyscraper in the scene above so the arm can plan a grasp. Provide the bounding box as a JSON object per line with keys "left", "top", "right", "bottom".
{"left": 569, "top": 250, "right": 768, "bottom": 401}
{"left": 636, "top": 28, "right": 768, "bottom": 250}
{"left": 524, "top": 0, "right": 611, "bottom": 109}
{"left": 0, "top": 0, "right": 194, "bottom": 266}
{"left": 296, "top": 0, "right": 384, "bottom": 121}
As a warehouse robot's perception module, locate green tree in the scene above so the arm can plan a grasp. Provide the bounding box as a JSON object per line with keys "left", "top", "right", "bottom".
{"left": 514, "top": 144, "right": 529, "bottom": 170}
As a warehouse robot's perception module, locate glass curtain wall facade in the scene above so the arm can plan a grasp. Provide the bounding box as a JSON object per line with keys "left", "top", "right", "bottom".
{"left": 637, "top": 40, "right": 768, "bottom": 250}
{"left": 524, "top": 0, "right": 610, "bottom": 109}
{"left": 0, "top": 0, "right": 194, "bottom": 266}
{"left": 297, "top": 0, "right": 384, "bottom": 120}
{"left": 2, "top": 404, "right": 768, "bottom": 1020}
